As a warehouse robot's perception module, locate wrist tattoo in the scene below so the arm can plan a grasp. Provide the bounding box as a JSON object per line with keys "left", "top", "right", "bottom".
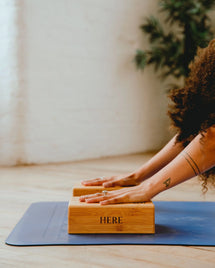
{"left": 163, "top": 177, "right": 171, "bottom": 188}
{"left": 182, "top": 151, "right": 201, "bottom": 176}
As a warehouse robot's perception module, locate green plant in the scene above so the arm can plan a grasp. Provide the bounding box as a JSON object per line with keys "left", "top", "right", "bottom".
{"left": 135, "top": 0, "right": 215, "bottom": 81}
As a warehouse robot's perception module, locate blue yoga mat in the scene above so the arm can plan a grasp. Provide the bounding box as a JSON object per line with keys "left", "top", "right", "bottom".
{"left": 5, "top": 201, "right": 215, "bottom": 246}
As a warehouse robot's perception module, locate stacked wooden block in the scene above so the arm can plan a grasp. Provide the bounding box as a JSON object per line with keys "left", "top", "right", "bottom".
{"left": 68, "top": 183, "right": 155, "bottom": 234}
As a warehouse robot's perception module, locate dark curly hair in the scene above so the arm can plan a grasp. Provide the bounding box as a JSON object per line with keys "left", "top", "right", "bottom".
{"left": 168, "top": 39, "right": 215, "bottom": 192}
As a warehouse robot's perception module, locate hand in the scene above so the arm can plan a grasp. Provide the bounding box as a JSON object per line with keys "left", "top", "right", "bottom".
{"left": 79, "top": 183, "right": 151, "bottom": 205}
{"left": 81, "top": 173, "right": 141, "bottom": 188}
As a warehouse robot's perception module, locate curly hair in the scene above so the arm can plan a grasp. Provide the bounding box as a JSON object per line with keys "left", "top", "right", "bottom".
{"left": 168, "top": 39, "right": 215, "bottom": 192}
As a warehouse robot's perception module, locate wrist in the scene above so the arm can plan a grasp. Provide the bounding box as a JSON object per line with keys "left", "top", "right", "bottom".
{"left": 131, "top": 167, "right": 148, "bottom": 183}
{"left": 127, "top": 171, "right": 141, "bottom": 184}
{"left": 137, "top": 180, "right": 154, "bottom": 200}
{"left": 140, "top": 177, "right": 161, "bottom": 200}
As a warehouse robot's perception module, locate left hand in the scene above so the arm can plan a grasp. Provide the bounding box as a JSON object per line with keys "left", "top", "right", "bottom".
{"left": 79, "top": 184, "right": 151, "bottom": 205}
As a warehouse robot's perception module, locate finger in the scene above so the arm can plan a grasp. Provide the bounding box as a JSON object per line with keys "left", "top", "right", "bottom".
{"left": 81, "top": 179, "right": 103, "bottom": 186}
{"left": 100, "top": 194, "right": 129, "bottom": 205}
{"left": 100, "top": 187, "right": 133, "bottom": 197}
{"left": 79, "top": 188, "right": 121, "bottom": 202}
{"left": 85, "top": 195, "right": 110, "bottom": 203}
{"left": 103, "top": 181, "right": 118, "bottom": 187}
{"left": 81, "top": 177, "right": 108, "bottom": 186}
{"left": 85, "top": 196, "right": 108, "bottom": 203}
{"left": 84, "top": 189, "right": 123, "bottom": 203}
{"left": 79, "top": 192, "right": 103, "bottom": 201}
{"left": 103, "top": 177, "right": 126, "bottom": 187}
{"left": 79, "top": 194, "right": 91, "bottom": 202}
{"left": 80, "top": 186, "right": 135, "bottom": 202}
{"left": 103, "top": 176, "right": 136, "bottom": 187}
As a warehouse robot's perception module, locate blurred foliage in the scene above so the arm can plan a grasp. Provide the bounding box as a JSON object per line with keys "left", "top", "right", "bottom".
{"left": 134, "top": 0, "right": 215, "bottom": 81}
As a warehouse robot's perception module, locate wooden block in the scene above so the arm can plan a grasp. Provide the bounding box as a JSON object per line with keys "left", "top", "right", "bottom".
{"left": 73, "top": 183, "right": 123, "bottom": 196}
{"left": 68, "top": 197, "right": 155, "bottom": 234}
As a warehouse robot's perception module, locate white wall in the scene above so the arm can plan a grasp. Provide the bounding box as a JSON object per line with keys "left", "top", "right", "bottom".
{"left": 0, "top": 0, "right": 22, "bottom": 165}
{"left": 1, "top": 0, "right": 173, "bottom": 165}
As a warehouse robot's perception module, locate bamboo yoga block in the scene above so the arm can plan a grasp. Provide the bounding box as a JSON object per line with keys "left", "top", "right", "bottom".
{"left": 72, "top": 183, "right": 123, "bottom": 196}
{"left": 68, "top": 197, "right": 155, "bottom": 234}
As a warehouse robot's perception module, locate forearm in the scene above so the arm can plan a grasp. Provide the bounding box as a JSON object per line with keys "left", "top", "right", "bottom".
{"left": 133, "top": 135, "right": 184, "bottom": 182}
{"left": 82, "top": 134, "right": 185, "bottom": 188}
{"left": 145, "top": 126, "right": 215, "bottom": 199}
{"left": 81, "top": 126, "right": 215, "bottom": 205}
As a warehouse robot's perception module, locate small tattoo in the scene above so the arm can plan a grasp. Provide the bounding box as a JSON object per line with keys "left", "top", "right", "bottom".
{"left": 183, "top": 151, "right": 201, "bottom": 174}
{"left": 182, "top": 151, "right": 200, "bottom": 176}
{"left": 163, "top": 178, "right": 171, "bottom": 187}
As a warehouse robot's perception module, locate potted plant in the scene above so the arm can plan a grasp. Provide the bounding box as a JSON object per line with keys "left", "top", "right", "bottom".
{"left": 135, "top": 0, "right": 215, "bottom": 84}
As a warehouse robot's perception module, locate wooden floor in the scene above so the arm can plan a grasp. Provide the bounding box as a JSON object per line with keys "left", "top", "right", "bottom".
{"left": 1, "top": 153, "right": 215, "bottom": 268}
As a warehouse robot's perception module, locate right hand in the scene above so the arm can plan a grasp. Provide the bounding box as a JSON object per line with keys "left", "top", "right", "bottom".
{"left": 81, "top": 173, "right": 141, "bottom": 188}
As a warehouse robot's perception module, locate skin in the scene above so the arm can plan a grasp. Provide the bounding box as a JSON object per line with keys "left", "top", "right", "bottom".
{"left": 80, "top": 126, "right": 215, "bottom": 205}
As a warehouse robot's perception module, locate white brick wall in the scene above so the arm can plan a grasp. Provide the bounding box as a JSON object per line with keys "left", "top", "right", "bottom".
{"left": 0, "top": 0, "right": 21, "bottom": 165}
{"left": 1, "top": 0, "right": 174, "bottom": 165}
